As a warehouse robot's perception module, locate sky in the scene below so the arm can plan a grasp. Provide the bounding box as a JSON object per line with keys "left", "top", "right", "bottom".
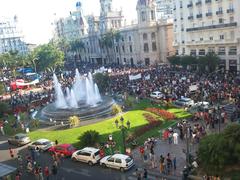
{"left": 0, "top": 0, "right": 138, "bottom": 45}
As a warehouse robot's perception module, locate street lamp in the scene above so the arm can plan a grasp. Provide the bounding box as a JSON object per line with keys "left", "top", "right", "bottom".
{"left": 115, "top": 116, "right": 131, "bottom": 154}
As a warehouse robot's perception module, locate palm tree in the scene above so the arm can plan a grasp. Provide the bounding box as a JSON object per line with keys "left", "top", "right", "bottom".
{"left": 69, "top": 39, "right": 85, "bottom": 67}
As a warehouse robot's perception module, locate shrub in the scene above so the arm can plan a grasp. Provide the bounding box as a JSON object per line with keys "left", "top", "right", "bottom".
{"left": 124, "top": 98, "right": 133, "bottom": 108}
{"left": 0, "top": 102, "right": 10, "bottom": 117}
{"left": 145, "top": 108, "right": 176, "bottom": 120}
{"left": 79, "top": 130, "right": 100, "bottom": 148}
{"left": 112, "top": 104, "right": 122, "bottom": 115}
{"left": 29, "top": 119, "right": 40, "bottom": 129}
{"left": 69, "top": 116, "right": 80, "bottom": 127}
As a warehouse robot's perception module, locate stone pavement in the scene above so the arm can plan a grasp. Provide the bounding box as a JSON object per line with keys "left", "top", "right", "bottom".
{"left": 131, "top": 131, "right": 198, "bottom": 179}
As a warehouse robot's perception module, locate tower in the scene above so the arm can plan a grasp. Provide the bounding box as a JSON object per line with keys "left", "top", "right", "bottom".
{"left": 136, "top": 0, "right": 157, "bottom": 25}
{"left": 100, "top": 0, "right": 112, "bottom": 15}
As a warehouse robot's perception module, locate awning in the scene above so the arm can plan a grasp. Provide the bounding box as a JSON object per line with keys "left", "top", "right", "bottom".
{"left": 0, "top": 163, "right": 16, "bottom": 177}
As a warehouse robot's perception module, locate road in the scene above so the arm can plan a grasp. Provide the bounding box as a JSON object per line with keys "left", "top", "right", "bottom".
{"left": 0, "top": 137, "right": 136, "bottom": 180}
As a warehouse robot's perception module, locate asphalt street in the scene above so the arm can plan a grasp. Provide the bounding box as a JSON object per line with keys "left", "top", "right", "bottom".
{"left": 0, "top": 137, "right": 136, "bottom": 180}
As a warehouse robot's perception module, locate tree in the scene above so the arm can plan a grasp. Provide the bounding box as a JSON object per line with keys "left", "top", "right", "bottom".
{"left": 0, "top": 102, "right": 10, "bottom": 117}
{"left": 93, "top": 73, "right": 110, "bottom": 93}
{"left": 69, "top": 39, "right": 85, "bottom": 67}
{"left": 198, "top": 124, "right": 240, "bottom": 175}
{"left": 79, "top": 130, "right": 100, "bottom": 148}
{"left": 168, "top": 56, "right": 181, "bottom": 66}
{"left": 32, "top": 43, "right": 64, "bottom": 72}
{"left": 204, "top": 52, "right": 220, "bottom": 72}
{"left": 68, "top": 116, "right": 80, "bottom": 128}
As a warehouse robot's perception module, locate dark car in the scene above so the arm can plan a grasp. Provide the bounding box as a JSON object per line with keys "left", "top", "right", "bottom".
{"left": 8, "top": 133, "right": 31, "bottom": 146}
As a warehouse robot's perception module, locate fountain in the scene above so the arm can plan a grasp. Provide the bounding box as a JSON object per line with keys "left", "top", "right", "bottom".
{"left": 38, "top": 69, "right": 115, "bottom": 122}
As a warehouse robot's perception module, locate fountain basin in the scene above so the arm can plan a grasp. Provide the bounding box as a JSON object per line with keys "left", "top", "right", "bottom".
{"left": 37, "top": 96, "right": 115, "bottom": 122}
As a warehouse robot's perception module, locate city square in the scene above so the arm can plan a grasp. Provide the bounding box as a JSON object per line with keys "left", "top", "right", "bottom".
{"left": 0, "top": 0, "right": 240, "bottom": 180}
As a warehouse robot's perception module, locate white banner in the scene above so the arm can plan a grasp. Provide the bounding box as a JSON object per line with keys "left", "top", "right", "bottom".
{"left": 129, "top": 73, "right": 142, "bottom": 81}
{"left": 144, "top": 74, "right": 150, "bottom": 80}
{"left": 189, "top": 84, "right": 198, "bottom": 92}
{"left": 16, "top": 79, "right": 40, "bottom": 86}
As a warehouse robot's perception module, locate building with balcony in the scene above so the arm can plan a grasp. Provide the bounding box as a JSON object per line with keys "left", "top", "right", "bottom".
{"left": 0, "top": 16, "right": 28, "bottom": 55}
{"left": 173, "top": 0, "right": 240, "bottom": 72}
{"left": 156, "top": 0, "right": 173, "bottom": 21}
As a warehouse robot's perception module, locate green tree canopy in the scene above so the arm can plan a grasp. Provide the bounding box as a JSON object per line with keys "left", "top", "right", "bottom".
{"left": 32, "top": 43, "right": 64, "bottom": 72}
{"left": 93, "top": 73, "right": 110, "bottom": 93}
{"left": 198, "top": 124, "right": 240, "bottom": 175}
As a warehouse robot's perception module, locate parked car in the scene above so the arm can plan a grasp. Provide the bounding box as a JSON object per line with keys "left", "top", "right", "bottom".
{"left": 48, "top": 144, "right": 76, "bottom": 157}
{"left": 193, "top": 101, "right": 210, "bottom": 110}
{"left": 28, "top": 139, "right": 54, "bottom": 151}
{"left": 150, "top": 91, "right": 164, "bottom": 99}
{"left": 175, "top": 97, "right": 194, "bottom": 107}
{"left": 100, "top": 154, "right": 134, "bottom": 172}
{"left": 71, "top": 147, "right": 101, "bottom": 166}
{"left": 8, "top": 133, "right": 31, "bottom": 146}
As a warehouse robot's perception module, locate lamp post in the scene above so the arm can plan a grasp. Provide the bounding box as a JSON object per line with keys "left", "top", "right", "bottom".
{"left": 115, "top": 116, "right": 130, "bottom": 154}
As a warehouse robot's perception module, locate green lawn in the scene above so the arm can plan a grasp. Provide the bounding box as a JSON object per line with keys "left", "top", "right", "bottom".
{"left": 29, "top": 110, "right": 151, "bottom": 149}
{"left": 29, "top": 98, "right": 191, "bottom": 152}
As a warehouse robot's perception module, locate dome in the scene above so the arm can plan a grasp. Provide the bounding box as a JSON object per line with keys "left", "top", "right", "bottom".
{"left": 76, "top": 1, "right": 81, "bottom": 8}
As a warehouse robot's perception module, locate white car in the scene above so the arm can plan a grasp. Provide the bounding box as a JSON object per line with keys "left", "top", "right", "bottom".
{"left": 28, "top": 139, "right": 54, "bottom": 151}
{"left": 100, "top": 154, "right": 134, "bottom": 172}
{"left": 175, "top": 97, "right": 194, "bottom": 107}
{"left": 71, "top": 147, "right": 101, "bottom": 166}
{"left": 194, "top": 101, "right": 210, "bottom": 109}
{"left": 150, "top": 91, "right": 164, "bottom": 99}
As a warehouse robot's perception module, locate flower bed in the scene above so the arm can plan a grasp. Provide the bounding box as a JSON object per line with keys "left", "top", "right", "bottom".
{"left": 126, "top": 113, "right": 162, "bottom": 143}
{"left": 145, "top": 108, "right": 176, "bottom": 120}
{"left": 143, "top": 113, "right": 158, "bottom": 123}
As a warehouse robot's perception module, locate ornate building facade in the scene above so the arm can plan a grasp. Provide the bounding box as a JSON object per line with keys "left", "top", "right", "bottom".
{"left": 0, "top": 16, "right": 28, "bottom": 55}
{"left": 54, "top": 0, "right": 174, "bottom": 66}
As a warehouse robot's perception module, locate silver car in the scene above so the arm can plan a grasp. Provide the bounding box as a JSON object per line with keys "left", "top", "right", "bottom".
{"left": 8, "top": 133, "right": 31, "bottom": 146}
{"left": 28, "top": 139, "right": 54, "bottom": 151}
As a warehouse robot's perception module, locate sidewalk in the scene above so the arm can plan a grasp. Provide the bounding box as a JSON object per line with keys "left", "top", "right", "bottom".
{"left": 131, "top": 136, "right": 198, "bottom": 179}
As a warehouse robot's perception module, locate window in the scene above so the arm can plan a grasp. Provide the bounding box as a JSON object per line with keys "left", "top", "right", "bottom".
{"left": 115, "top": 159, "right": 122, "bottom": 164}
{"left": 144, "top": 43, "right": 149, "bottom": 52}
{"left": 219, "top": 18, "right": 224, "bottom": 23}
{"left": 108, "top": 157, "right": 114, "bottom": 162}
{"left": 151, "top": 10, "right": 155, "bottom": 20}
{"left": 122, "top": 37, "right": 124, "bottom": 42}
{"left": 152, "top": 42, "right": 157, "bottom": 51}
{"left": 141, "top": 11, "right": 146, "bottom": 22}
{"left": 190, "top": 49, "right": 196, "bottom": 56}
{"left": 151, "top": 32, "right": 156, "bottom": 40}
{"left": 220, "top": 35, "right": 224, "bottom": 40}
{"left": 209, "top": 37, "right": 213, "bottom": 40}
{"left": 208, "top": 47, "right": 215, "bottom": 53}
{"left": 200, "top": 38, "right": 203, "bottom": 41}
{"left": 124, "top": 58, "right": 126, "bottom": 63}
{"left": 129, "top": 45, "right": 133, "bottom": 53}
{"left": 143, "top": 33, "right": 148, "bottom": 40}
{"left": 129, "top": 36, "right": 131, "bottom": 42}
{"left": 229, "top": 46, "right": 237, "bottom": 55}
{"left": 230, "top": 16, "right": 234, "bottom": 23}
{"left": 122, "top": 46, "right": 125, "bottom": 52}
{"left": 218, "top": 47, "right": 225, "bottom": 55}
{"left": 199, "top": 49, "right": 205, "bottom": 56}
{"left": 116, "top": 46, "right": 119, "bottom": 53}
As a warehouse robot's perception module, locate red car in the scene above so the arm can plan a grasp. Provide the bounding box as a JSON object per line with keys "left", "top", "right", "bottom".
{"left": 48, "top": 144, "right": 76, "bottom": 157}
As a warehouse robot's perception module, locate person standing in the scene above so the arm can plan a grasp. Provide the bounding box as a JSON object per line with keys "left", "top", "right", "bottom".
{"left": 173, "top": 132, "right": 179, "bottom": 145}
{"left": 51, "top": 164, "right": 58, "bottom": 180}
{"left": 173, "top": 157, "right": 177, "bottom": 171}
{"left": 143, "top": 169, "right": 148, "bottom": 180}
{"left": 44, "top": 166, "right": 50, "bottom": 180}
{"left": 159, "top": 155, "right": 164, "bottom": 173}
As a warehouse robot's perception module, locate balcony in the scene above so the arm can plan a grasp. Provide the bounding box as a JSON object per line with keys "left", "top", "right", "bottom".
{"left": 196, "top": 1, "right": 202, "bottom": 5}
{"left": 188, "top": 16, "right": 194, "bottom": 20}
{"left": 227, "top": 9, "right": 234, "bottom": 13}
{"left": 216, "top": 11, "right": 223, "bottom": 15}
{"left": 206, "top": 12, "right": 212, "bottom": 17}
{"left": 196, "top": 14, "right": 203, "bottom": 18}
{"left": 205, "top": 0, "right": 211, "bottom": 3}
{"left": 186, "top": 22, "right": 237, "bottom": 32}
{"left": 228, "top": 51, "right": 237, "bottom": 55}
{"left": 187, "top": 3, "right": 193, "bottom": 8}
